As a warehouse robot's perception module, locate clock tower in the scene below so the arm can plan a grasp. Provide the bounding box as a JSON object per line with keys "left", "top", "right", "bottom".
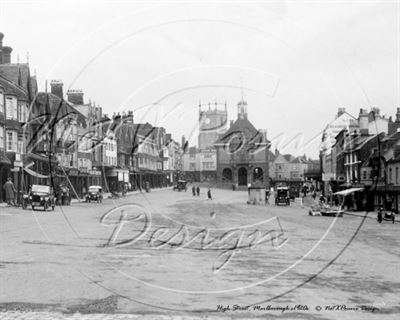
{"left": 198, "top": 101, "right": 228, "bottom": 150}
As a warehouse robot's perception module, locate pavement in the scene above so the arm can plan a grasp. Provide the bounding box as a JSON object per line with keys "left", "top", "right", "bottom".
{"left": 1, "top": 188, "right": 399, "bottom": 319}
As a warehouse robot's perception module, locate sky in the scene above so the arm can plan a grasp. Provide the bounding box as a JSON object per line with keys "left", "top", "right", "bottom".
{"left": 0, "top": 0, "right": 399, "bottom": 158}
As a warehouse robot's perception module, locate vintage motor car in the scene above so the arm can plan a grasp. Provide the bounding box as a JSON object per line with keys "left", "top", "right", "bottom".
{"left": 275, "top": 187, "right": 290, "bottom": 206}
{"left": 30, "top": 185, "right": 55, "bottom": 211}
{"left": 173, "top": 180, "right": 187, "bottom": 192}
{"left": 85, "top": 186, "right": 103, "bottom": 203}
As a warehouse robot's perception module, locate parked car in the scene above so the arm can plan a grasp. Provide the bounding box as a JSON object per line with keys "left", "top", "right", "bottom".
{"left": 30, "top": 185, "right": 55, "bottom": 211}
{"left": 275, "top": 187, "right": 290, "bottom": 206}
{"left": 85, "top": 186, "right": 103, "bottom": 203}
{"left": 173, "top": 180, "right": 187, "bottom": 192}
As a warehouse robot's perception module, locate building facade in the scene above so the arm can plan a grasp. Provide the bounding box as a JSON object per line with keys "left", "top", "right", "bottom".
{"left": 214, "top": 100, "right": 270, "bottom": 189}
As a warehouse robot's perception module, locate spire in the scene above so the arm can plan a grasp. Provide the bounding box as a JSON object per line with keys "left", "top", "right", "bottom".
{"left": 237, "top": 78, "right": 248, "bottom": 120}
{"left": 240, "top": 76, "right": 244, "bottom": 101}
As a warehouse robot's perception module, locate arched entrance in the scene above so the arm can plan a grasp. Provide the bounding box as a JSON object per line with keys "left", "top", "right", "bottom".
{"left": 222, "top": 168, "right": 232, "bottom": 182}
{"left": 238, "top": 167, "right": 248, "bottom": 186}
{"left": 253, "top": 167, "right": 263, "bottom": 183}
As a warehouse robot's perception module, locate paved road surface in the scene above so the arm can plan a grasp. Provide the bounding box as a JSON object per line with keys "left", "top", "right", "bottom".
{"left": 1, "top": 188, "right": 399, "bottom": 319}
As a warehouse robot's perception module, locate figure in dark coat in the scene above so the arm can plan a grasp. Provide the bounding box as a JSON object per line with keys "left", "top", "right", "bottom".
{"left": 196, "top": 186, "right": 200, "bottom": 196}
{"left": 377, "top": 207, "right": 383, "bottom": 224}
{"left": 192, "top": 185, "right": 196, "bottom": 196}
{"left": 207, "top": 188, "right": 212, "bottom": 200}
{"left": 3, "top": 178, "right": 16, "bottom": 206}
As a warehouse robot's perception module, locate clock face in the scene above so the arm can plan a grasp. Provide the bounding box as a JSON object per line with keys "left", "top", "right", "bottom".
{"left": 205, "top": 118, "right": 210, "bottom": 124}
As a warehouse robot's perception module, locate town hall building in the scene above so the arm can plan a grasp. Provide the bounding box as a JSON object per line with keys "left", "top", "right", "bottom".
{"left": 214, "top": 99, "right": 271, "bottom": 189}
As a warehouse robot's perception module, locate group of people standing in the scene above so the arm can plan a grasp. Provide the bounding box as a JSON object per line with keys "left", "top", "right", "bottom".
{"left": 191, "top": 185, "right": 212, "bottom": 200}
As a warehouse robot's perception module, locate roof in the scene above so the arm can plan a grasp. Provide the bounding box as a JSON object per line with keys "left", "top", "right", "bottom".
{"left": 33, "top": 92, "right": 87, "bottom": 127}
{"left": 344, "top": 134, "right": 381, "bottom": 152}
{"left": 0, "top": 74, "right": 28, "bottom": 100}
{"left": 283, "top": 154, "right": 295, "bottom": 162}
{"left": 214, "top": 117, "right": 270, "bottom": 153}
{"left": 387, "top": 155, "right": 400, "bottom": 164}
{"left": 381, "top": 131, "right": 400, "bottom": 149}
{"left": 290, "top": 157, "right": 308, "bottom": 164}
{"left": 0, "top": 63, "right": 37, "bottom": 100}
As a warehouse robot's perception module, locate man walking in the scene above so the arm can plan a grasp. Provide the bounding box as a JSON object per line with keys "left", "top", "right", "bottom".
{"left": 207, "top": 188, "right": 212, "bottom": 200}
{"left": 3, "top": 177, "right": 16, "bottom": 206}
{"left": 192, "top": 185, "right": 196, "bottom": 196}
{"left": 196, "top": 186, "right": 200, "bottom": 196}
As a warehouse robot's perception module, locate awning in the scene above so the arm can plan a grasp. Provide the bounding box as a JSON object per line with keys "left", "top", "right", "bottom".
{"left": 27, "top": 153, "right": 58, "bottom": 164}
{"left": 24, "top": 167, "right": 50, "bottom": 179}
{"left": 334, "top": 188, "right": 364, "bottom": 196}
{"left": 0, "top": 153, "right": 11, "bottom": 165}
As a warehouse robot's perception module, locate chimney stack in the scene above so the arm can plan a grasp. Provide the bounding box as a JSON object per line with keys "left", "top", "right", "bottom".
{"left": 396, "top": 108, "right": 400, "bottom": 123}
{"left": 50, "top": 80, "right": 64, "bottom": 99}
{"left": 66, "top": 89, "right": 84, "bottom": 105}
{"left": 336, "top": 107, "right": 346, "bottom": 118}
{"left": 358, "top": 108, "right": 369, "bottom": 135}
{"left": 1, "top": 46, "right": 12, "bottom": 64}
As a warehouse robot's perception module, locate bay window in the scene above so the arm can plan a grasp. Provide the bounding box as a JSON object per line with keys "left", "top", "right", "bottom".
{"left": 5, "top": 96, "right": 17, "bottom": 120}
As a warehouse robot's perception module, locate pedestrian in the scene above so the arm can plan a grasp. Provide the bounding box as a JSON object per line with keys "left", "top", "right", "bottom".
{"left": 377, "top": 207, "right": 383, "bottom": 224}
{"left": 3, "top": 177, "right": 17, "bottom": 206}
{"left": 192, "top": 185, "right": 196, "bottom": 196}
{"left": 312, "top": 191, "right": 316, "bottom": 200}
{"left": 196, "top": 186, "right": 200, "bottom": 196}
{"left": 207, "top": 188, "right": 212, "bottom": 200}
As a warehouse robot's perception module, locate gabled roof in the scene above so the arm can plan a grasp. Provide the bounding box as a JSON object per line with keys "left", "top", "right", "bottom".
{"left": 0, "top": 63, "right": 37, "bottom": 100}
{"left": 214, "top": 117, "right": 258, "bottom": 144}
{"left": 214, "top": 117, "right": 270, "bottom": 155}
{"left": 0, "top": 74, "right": 28, "bottom": 100}
{"left": 33, "top": 92, "right": 87, "bottom": 127}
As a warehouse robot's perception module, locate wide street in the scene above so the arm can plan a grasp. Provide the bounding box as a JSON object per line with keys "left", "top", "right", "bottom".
{"left": 1, "top": 187, "right": 399, "bottom": 320}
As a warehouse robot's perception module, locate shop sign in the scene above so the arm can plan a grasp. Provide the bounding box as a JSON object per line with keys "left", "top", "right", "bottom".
{"left": 69, "top": 169, "right": 79, "bottom": 176}
{"left": 14, "top": 161, "right": 22, "bottom": 167}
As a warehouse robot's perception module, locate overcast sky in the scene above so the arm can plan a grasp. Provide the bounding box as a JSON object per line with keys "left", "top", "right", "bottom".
{"left": 1, "top": 0, "right": 398, "bottom": 158}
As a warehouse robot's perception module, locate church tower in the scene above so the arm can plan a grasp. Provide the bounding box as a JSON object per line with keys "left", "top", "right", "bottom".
{"left": 198, "top": 101, "right": 228, "bottom": 149}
